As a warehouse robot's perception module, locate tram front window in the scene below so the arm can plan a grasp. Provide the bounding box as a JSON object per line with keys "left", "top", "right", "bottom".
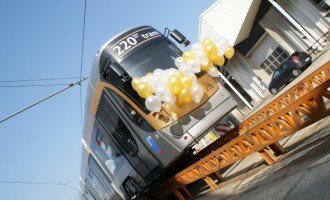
{"left": 120, "top": 41, "right": 180, "bottom": 77}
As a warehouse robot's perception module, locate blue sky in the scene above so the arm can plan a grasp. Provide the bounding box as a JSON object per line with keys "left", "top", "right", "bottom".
{"left": 0, "top": 0, "right": 215, "bottom": 199}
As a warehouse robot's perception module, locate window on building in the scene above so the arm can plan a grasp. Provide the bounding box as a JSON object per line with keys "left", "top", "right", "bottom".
{"left": 260, "top": 46, "right": 290, "bottom": 75}
{"left": 310, "top": 0, "right": 330, "bottom": 12}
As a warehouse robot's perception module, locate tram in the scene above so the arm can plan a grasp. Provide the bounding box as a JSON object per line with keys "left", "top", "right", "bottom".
{"left": 80, "top": 25, "right": 236, "bottom": 199}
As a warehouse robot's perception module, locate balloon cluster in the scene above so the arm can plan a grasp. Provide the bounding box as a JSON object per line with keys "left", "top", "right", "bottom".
{"left": 175, "top": 38, "right": 235, "bottom": 78}
{"left": 131, "top": 38, "right": 235, "bottom": 112}
{"left": 132, "top": 68, "right": 203, "bottom": 112}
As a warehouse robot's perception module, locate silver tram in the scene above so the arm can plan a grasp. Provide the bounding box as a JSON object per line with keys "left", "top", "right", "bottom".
{"left": 80, "top": 26, "right": 237, "bottom": 199}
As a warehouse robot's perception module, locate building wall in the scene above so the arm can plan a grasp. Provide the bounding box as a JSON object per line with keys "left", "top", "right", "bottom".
{"left": 199, "top": 0, "right": 329, "bottom": 115}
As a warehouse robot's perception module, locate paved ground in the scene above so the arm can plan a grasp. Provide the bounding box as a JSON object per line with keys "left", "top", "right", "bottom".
{"left": 243, "top": 49, "right": 330, "bottom": 120}
{"left": 193, "top": 116, "right": 330, "bottom": 200}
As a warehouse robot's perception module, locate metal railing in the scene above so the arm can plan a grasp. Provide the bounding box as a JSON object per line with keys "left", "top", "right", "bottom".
{"left": 148, "top": 61, "right": 330, "bottom": 200}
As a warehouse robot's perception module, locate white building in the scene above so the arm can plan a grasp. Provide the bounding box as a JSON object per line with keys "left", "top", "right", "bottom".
{"left": 199, "top": 0, "right": 329, "bottom": 117}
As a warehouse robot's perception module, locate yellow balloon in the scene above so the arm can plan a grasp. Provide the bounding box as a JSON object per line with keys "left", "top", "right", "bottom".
{"left": 224, "top": 46, "right": 235, "bottom": 59}
{"left": 167, "top": 75, "right": 182, "bottom": 95}
{"left": 181, "top": 75, "right": 193, "bottom": 88}
{"left": 177, "top": 70, "right": 184, "bottom": 79}
{"left": 202, "top": 38, "right": 213, "bottom": 47}
{"left": 202, "top": 38, "right": 218, "bottom": 60}
{"left": 182, "top": 51, "right": 196, "bottom": 62}
{"left": 201, "top": 60, "right": 213, "bottom": 71}
{"left": 136, "top": 82, "right": 153, "bottom": 98}
{"left": 178, "top": 87, "right": 192, "bottom": 106}
{"left": 146, "top": 72, "right": 153, "bottom": 79}
{"left": 214, "top": 56, "right": 225, "bottom": 67}
{"left": 131, "top": 77, "right": 141, "bottom": 91}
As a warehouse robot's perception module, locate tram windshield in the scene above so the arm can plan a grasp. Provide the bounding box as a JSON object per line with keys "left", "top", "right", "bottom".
{"left": 120, "top": 40, "right": 180, "bottom": 77}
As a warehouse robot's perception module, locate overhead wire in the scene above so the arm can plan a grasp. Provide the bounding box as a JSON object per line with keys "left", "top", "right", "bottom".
{"left": 0, "top": 83, "right": 70, "bottom": 88}
{"left": 79, "top": 0, "right": 88, "bottom": 129}
{"left": 0, "top": 77, "right": 89, "bottom": 125}
{"left": 0, "top": 180, "right": 80, "bottom": 192}
{"left": 0, "top": 77, "right": 81, "bottom": 83}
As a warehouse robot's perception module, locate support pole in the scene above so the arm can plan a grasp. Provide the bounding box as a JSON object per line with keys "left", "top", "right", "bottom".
{"left": 218, "top": 71, "right": 253, "bottom": 110}
{"left": 258, "top": 149, "right": 276, "bottom": 165}
{"left": 267, "top": 0, "right": 322, "bottom": 50}
{"left": 174, "top": 189, "right": 185, "bottom": 200}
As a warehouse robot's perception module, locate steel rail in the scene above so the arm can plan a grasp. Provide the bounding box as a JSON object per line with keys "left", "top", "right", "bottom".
{"left": 149, "top": 62, "right": 330, "bottom": 200}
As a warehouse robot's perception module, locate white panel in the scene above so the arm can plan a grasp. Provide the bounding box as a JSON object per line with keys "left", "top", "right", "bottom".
{"left": 250, "top": 34, "right": 279, "bottom": 66}
{"left": 199, "top": 0, "right": 261, "bottom": 45}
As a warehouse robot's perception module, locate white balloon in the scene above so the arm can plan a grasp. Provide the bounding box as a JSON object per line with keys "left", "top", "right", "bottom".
{"left": 199, "top": 55, "right": 209, "bottom": 66}
{"left": 186, "top": 60, "right": 201, "bottom": 73}
{"left": 191, "top": 84, "right": 204, "bottom": 104}
{"left": 179, "top": 64, "right": 194, "bottom": 74}
{"left": 217, "top": 49, "right": 225, "bottom": 57}
{"left": 145, "top": 95, "right": 162, "bottom": 112}
{"left": 191, "top": 43, "right": 204, "bottom": 52}
{"left": 175, "top": 57, "right": 185, "bottom": 68}
{"left": 151, "top": 74, "right": 162, "bottom": 87}
{"left": 160, "top": 70, "right": 170, "bottom": 84}
{"left": 207, "top": 66, "right": 220, "bottom": 77}
{"left": 167, "top": 68, "right": 178, "bottom": 77}
{"left": 184, "top": 72, "right": 198, "bottom": 83}
{"left": 153, "top": 68, "right": 163, "bottom": 78}
{"left": 140, "top": 75, "right": 150, "bottom": 83}
{"left": 167, "top": 94, "right": 176, "bottom": 106}
{"left": 215, "top": 38, "right": 229, "bottom": 53}
{"left": 155, "top": 83, "right": 172, "bottom": 103}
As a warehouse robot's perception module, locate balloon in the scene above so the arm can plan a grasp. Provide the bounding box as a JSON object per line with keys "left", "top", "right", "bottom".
{"left": 146, "top": 72, "right": 153, "bottom": 78}
{"left": 167, "top": 94, "right": 176, "bottom": 106}
{"left": 153, "top": 68, "right": 164, "bottom": 78}
{"left": 178, "top": 87, "right": 192, "bottom": 106}
{"left": 191, "top": 84, "right": 204, "bottom": 104}
{"left": 186, "top": 60, "right": 201, "bottom": 73}
{"left": 182, "top": 51, "right": 196, "bottom": 62}
{"left": 191, "top": 43, "right": 204, "bottom": 52}
{"left": 136, "top": 82, "right": 154, "bottom": 98}
{"left": 224, "top": 46, "right": 235, "bottom": 59}
{"left": 177, "top": 71, "right": 184, "bottom": 79}
{"left": 214, "top": 56, "right": 225, "bottom": 67}
{"left": 204, "top": 43, "right": 218, "bottom": 60}
{"left": 184, "top": 72, "right": 197, "bottom": 84}
{"left": 181, "top": 75, "right": 193, "bottom": 88}
{"left": 179, "top": 65, "right": 194, "bottom": 74}
{"left": 202, "top": 38, "right": 214, "bottom": 47}
{"left": 198, "top": 54, "right": 209, "bottom": 66}
{"left": 201, "top": 60, "right": 214, "bottom": 71}
{"left": 207, "top": 66, "right": 219, "bottom": 77}
{"left": 167, "top": 75, "right": 182, "bottom": 95}
{"left": 155, "top": 83, "right": 172, "bottom": 103}
{"left": 131, "top": 77, "right": 141, "bottom": 91}
{"left": 141, "top": 75, "right": 150, "bottom": 84}
{"left": 145, "top": 95, "right": 162, "bottom": 112}
{"left": 167, "top": 68, "right": 179, "bottom": 77}
{"left": 175, "top": 57, "right": 185, "bottom": 68}
{"left": 215, "top": 38, "right": 229, "bottom": 53}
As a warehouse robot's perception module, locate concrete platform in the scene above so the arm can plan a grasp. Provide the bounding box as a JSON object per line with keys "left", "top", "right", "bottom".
{"left": 192, "top": 116, "right": 330, "bottom": 200}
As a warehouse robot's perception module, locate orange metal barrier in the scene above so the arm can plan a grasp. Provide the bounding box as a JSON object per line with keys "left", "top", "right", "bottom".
{"left": 149, "top": 62, "right": 330, "bottom": 200}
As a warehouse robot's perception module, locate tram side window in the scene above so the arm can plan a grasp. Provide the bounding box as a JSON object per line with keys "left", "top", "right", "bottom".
{"left": 93, "top": 129, "right": 125, "bottom": 176}
{"left": 105, "top": 88, "right": 154, "bottom": 132}
{"left": 88, "top": 170, "right": 111, "bottom": 200}
{"left": 97, "top": 92, "right": 138, "bottom": 156}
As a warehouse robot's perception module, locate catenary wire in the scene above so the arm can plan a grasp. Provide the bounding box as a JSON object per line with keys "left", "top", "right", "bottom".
{"left": 0, "top": 77, "right": 81, "bottom": 83}
{"left": 0, "top": 77, "right": 89, "bottom": 125}
{"left": 0, "top": 83, "right": 70, "bottom": 88}
{"left": 79, "top": 0, "right": 88, "bottom": 129}
{"left": 0, "top": 180, "right": 80, "bottom": 191}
